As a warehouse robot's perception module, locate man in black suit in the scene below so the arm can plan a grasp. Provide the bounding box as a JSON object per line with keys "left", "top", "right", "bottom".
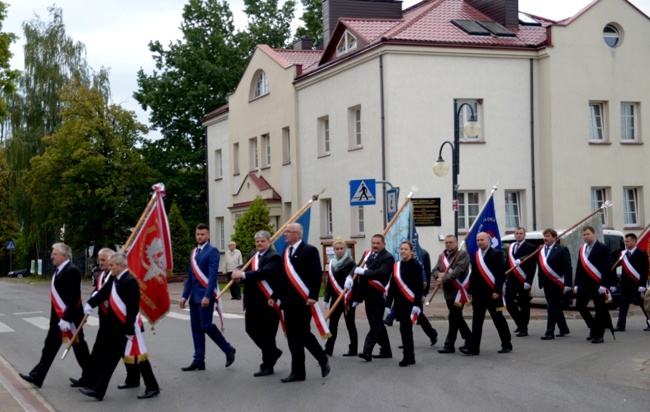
{"left": 574, "top": 226, "right": 613, "bottom": 344}
{"left": 614, "top": 233, "right": 649, "bottom": 331}
{"left": 355, "top": 234, "right": 394, "bottom": 361}
{"left": 273, "top": 223, "right": 330, "bottom": 383}
{"left": 461, "top": 232, "right": 512, "bottom": 355}
{"left": 19, "top": 243, "right": 90, "bottom": 388}
{"left": 232, "top": 230, "right": 283, "bottom": 377}
{"left": 80, "top": 253, "right": 160, "bottom": 400}
{"left": 505, "top": 227, "right": 538, "bottom": 337}
{"left": 538, "top": 228, "right": 573, "bottom": 340}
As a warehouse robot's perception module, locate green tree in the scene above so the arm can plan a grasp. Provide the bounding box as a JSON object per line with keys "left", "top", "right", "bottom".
{"left": 168, "top": 202, "right": 193, "bottom": 274}
{"left": 0, "top": 147, "right": 19, "bottom": 273}
{"left": 231, "top": 196, "right": 274, "bottom": 257}
{"left": 25, "top": 80, "right": 158, "bottom": 250}
{"left": 134, "top": 0, "right": 249, "bottom": 227}
{"left": 295, "top": 0, "right": 323, "bottom": 47}
{"left": 0, "top": 1, "right": 19, "bottom": 124}
{"left": 243, "top": 0, "right": 296, "bottom": 49}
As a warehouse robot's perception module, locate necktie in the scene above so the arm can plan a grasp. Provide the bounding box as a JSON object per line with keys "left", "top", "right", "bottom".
{"left": 514, "top": 243, "right": 519, "bottom": 254}
{"left": 289, "top": 246, "right": 294, "bottom": 258}
{"left": 627, "top": 250, "right": 632, "bottom": 258}
{"left": 545, "top": 246, "right": 549, "bottom": 257}
{"left": 586, "top": 245, "right": 592, "bottom": 256}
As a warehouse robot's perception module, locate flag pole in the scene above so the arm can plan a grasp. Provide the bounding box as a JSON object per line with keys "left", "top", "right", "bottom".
{"left": 325, "top": 188, "right": 419, "bottom": 320}
{"left": 62, "top": 185, "right": 161, "bottom": 359}
{"left": 215, "top": 188, "right": 327, "bottom": 300}
{"left": 504, "top": 200, "right": 613, "bottom": 275}
{"left": 610, "top": 220, "right": 650, "bottom": 271}
{"left": 426, "top": 184, "right": 498, "bottom": 305}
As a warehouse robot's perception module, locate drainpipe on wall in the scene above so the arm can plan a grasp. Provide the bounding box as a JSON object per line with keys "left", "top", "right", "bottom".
{"left": 380, "top": 54, "right": 387, "bottom": 227}
{"left": 529, "top": 58, "right": 537, "bottom": 230}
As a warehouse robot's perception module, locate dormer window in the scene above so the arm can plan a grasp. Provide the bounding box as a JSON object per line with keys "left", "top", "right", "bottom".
{"left": 253, "top": 70, "right": 269, "bottom": 98}
{"left": 336, "top": 31, "right": 357, "bottom": 56}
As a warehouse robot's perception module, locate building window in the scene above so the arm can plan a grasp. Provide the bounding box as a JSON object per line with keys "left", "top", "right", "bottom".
{"left": 321, "top": 199, "right": 333, "bottom": 237}
{"left": 623, "top": 187, "right": 641, "bottom": 227}
{"left": 214, "top": 149, "right": 222, "bottom": 179}
{"left": 282, "top": 127, "right": 291, "bottom": 164}
{"left": 591, "top": 187, "right": 611, "bottom": 227}
{"left": 233, "top": 143, "right": 239, "bottom": 175}
{"left": 589, "top": 102, "right": 607, "bottom": 142}
{"left": 351, "top": 206, "right": 365, "bottom": 235}
{"left": 253, "top": 71, "right": 269, "bottom": 98}
{"left": 458, "top": 191, "right": 480, "bottom": 231}
{"left": 603, "top": 24, "right": 622, "bottom": 48}
{"left": 456, "top": 100, "right": 482, "bottom": 142}
{"left": 261, "top": 133, "right": 271, "bottom": 168}
{"left": 504, "top": 191, "right": 522, "bottom": 230}
{"left": 318, "top": 116, "right": 330, "bottom": 156}
{"left": 336, "top": 30, "right": 357, "bottom": 56}
{"left": 215, "top": 217, "right": 225, "bottom": 250}
{"left": 621, "top": 102, "right": 639, "bottom": 142}
{"left": 348, "top": 106, "right": 362, "bottom": 148}
{"left": 249, "top": 137, "right": 258, "bottom": 171}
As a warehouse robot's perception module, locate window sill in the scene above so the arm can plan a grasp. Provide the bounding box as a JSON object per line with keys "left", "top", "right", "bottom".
{"left": 249, "top": 93, "right": 269, "bottom": 103}
{"left": 261, "top": 166, "right": 271, "bottom": 170}
{"left": 588, "top": 141, "right": 611, "bottom": 145}
{"left": 214, "top": 177, "right": 223, "bottom": 181}
{"left": 459, "top": 140, "right": 486, "bottom": 144}
{"left": 249, "top": 168, "right": 259, "bottom": 173}
{"left": 283, "top": 161, "right": 291, "bottom": 165}
{"left": 317, "top": 153, "right": 331, "bottom": 159}
{"left": 348, "top": 145, "right": 363, "bottom": 152}
{"left": 350, "top": 234, "right": 366, "bottom": 239}
{"left": 624, "top": 226, "right": 643, "bottom": 230}
{"left": 233, "top": 172, "right": 240, "bottom": 177}
{"left": 620, "top": 141, "right": 643, "bottom": 145}
{"left": 320, "top": 235, "right": 334, "bottom": 240}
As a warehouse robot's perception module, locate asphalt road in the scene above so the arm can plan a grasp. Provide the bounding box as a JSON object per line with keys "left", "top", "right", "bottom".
{"left": 0, "top": 279, "right": 649, "bottom": 412}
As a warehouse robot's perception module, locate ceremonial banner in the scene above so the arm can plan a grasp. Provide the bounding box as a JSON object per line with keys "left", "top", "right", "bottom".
{"left": 126, "top": 184, "right": 173, "bottom": 325}
{"left": 465, "top": 197, "right": 501, "bottom": 264}
{"left": 386, "top": 202, "right": 412, "bottom": 260}
{"left": 274, "top": 208, "right": 311, "bottom": 255}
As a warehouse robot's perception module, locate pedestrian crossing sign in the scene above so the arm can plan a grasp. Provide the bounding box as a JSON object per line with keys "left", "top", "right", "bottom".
{"left": 350, "top": 179, "right": 376, "bottom": 206}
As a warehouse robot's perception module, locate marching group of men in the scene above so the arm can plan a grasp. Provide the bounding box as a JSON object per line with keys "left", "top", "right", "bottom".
{"left": 19, "top": 222, "right": 649, "bottom": 400}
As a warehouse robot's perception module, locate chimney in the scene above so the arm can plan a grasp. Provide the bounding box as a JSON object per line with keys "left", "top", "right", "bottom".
{"left": 465, "top": 0, "right": 519, "bottom": 29}
{"left": 322, "top": 0, "right": 403, "bottom": 48}
{"left": 293, "top": 37, "right": 313, "bottom": 50}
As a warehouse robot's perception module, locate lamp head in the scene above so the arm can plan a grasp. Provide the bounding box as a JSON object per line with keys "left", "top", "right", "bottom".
{"left": 433, "top": 156, "right": 450, "bottom": 177}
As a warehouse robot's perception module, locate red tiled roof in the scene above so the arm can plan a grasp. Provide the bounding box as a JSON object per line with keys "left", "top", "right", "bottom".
{"left": 233, "top": 173, "right": 281, "bottom": 201}
{"left": 201, "top": 103, "right": 229, "bottom": 123}
{"left": 273, "top": 49, "right": 323, "bottom": 71}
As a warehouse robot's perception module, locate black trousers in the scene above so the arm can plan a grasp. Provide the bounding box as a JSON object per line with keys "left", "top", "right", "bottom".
{"left": 576, "top": 288, "right": 611, "bottom": 339}
{"left": 543, "top": 286, "right": 569, "bottom": 335}
{"left": 362, "top": 298, "right": 391, "bottom": 356}
{"left": 505, "top": 281, "right": 532, "bottom": 333}
{"left": 325, "top": 301, "right": 357, "bottom": 355}
{"left": 443, "top": 299, "right": 471, "bottom": 348}
{"left": 245, "top": 305, "right": 280, "bottom": 370}
{"left": 80, "top": 320, "right": 110, "bottom": 385}
{"left": 226, "top": 272, "right": 241, "bottom": 299}
{"left": 124, "top": 358, "right": 158, "bottom": 390}
{"left": 470, "top": 297, "right": 511, "bottom": 353}
{"left": 397, "top": 312, "right": 415, "bottom": 362}
{"left": 616, "top": 291, "right": 648, "bottom": 329}
{"left": 284, "top": 304, "right": 327, "bottom": 379}
{"left": 29, "top": 321, "right": 90, "bottom": 385}
{"left": 91, "top": 335, "right": 127, "bottom": 398}
{"left": 416, "top": 307, "right": 438, "bottom": 343}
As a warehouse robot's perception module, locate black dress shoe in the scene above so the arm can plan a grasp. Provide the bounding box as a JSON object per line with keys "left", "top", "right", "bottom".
{"left": 498, "top": 346, "right": 513, "bottom": 354}
{"left": 70, "top": 377, "right": 86, "bottom": 388}
{"left": 137, "top": 389, "right": 160, "bottom": 399}
{"left": 372, "top": 353, "right": 392, "bottom": 359}
{"left": 383, "top": 319, "right": 393, "bottom": 326}
{"left": 556, "top": 331, "right": 570, "bottom": 337}
{"left": 254, "top": 368, "right": 273, "bottom": 377}
{"left": 320, "top": 361, "right": 331, "bottom": 378}
{"left": 19, "top": 373, "right": 42, "bottom": 388}
{"left": 225, "top": 349, "right": 236, "bottom": 367}
{"left": 181, "top": 363, "right": 205, "bottom": 371}
{"left": 430, "top": 336, "right": 438, "bottom": 346}
{"left": 459, "top": 347, "right": 478, "bottom": 356}
{"left": 438, "top": 347, "right": 455, "bottom": 354}
{"left": 398, "top": 359, "right": 416, "bottom": 367}
{"left": 515, "top": 331, "right": 528, "bottom": 337}
{"left": 586, "top": 335, "right": 593, "bottom": 341}
{"left": 514, "top": 327, "right": 520, "bottom": 333}
{"left": 281, "top": 374, "right": 305, "bottom": 383}
{"left": 79, "top": 387, "right": 103, "bottom": 401}
{"left": 118, "top": 383, "right": 140, "bottom": 389}
{"left": 644, "top": 326, "right": 650, "bottom": 332}
{"left": 591, "top": 337, "right": 604, "bottom": 344}
{"left": 358, "top": 353, "right": 372, "bottom": 362}
{"left": 613, "top": 327, "right": 625, "bottom": 332}
{"left": 540, "top": 334, "right": 555, "bottom": 340}
{"left": 342, "top": 351, "right": 357, "bottom": 357}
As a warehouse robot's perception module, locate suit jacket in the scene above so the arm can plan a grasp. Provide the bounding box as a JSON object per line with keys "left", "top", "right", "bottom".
{"left": 51, "top": 261, "right": 84, "bottom": 326}
{"left": 182, "top": 242, "right": 220, "bottom": 304}
{"left": 385, "top": 258, "right": 423, "bottom": 318}
{"left": 421, "top": 248, "right": 432, "bottom": 294}
{"left": 88, "top": 271, "right": 140, "bottom": 336}
{"left": 468, "top": 247, "right": 505, "bottom": 300}
{"left": 356, "top": 249, "right": 394, "bottom": 302}
{"left": 575, "top": 240, "right": 612, "bottom": 290}
{"left": 324, "top": 255, "right": 356, "bottom": 304}
{"left": 241, "top": 249, "right": 283, "bottom": 311}
{"left": 275, "top": 242, "right": 322, "bottom": 307}
{"left": 432, "top": 248, "right": 470, "bottom": 301}
{"left": 620, "top": 248, "right": 649, "bottom": 293}
{"left": 505, "top": 241, "right": 537, "bottom": 285}
{"left": 537, "top": 243, "right": 572, "bottom": 290}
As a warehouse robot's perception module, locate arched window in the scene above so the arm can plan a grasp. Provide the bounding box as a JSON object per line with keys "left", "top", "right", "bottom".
{"left": 253, "top": 70, "right": 269, "bottom": 98}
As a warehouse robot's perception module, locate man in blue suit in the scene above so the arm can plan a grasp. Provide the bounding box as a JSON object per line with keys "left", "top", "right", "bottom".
{"left": 180, "top": 224, "right": 236, "bottom": 370}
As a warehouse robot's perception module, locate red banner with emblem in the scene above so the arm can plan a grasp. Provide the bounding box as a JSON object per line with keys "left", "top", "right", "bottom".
{"left": 637, "top": 226, "right": 650, "bottom": 282}
{"left": 126, "top": 184, "right": 173, "bottom": 325}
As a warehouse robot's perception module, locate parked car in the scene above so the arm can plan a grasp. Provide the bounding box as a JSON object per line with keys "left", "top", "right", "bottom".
{"left": 7, "top": 269, "right": 29, "bottom": 278}
{"left": 501, "top": 229, "right": 625, "bottom": 306}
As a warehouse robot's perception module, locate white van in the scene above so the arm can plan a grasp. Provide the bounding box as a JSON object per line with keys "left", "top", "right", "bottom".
{"left": 501, "top": 229, "right": 625, "bottom": 304}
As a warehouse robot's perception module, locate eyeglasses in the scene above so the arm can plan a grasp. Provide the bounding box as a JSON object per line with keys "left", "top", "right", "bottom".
{"left": 284, "top": 230, "right": 299, "bottom": 234}
{"left": 444, "top": 242, "right": 456, "bottom": 245}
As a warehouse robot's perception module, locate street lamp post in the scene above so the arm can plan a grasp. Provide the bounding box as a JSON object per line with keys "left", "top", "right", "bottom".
{"left": 433, "top": 99, "right": 480, "bottom": 239}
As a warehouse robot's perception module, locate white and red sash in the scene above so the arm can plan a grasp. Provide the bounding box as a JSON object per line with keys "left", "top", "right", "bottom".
{"left": 109, "top": 281, "right": 148, "bottom": 363}
{"left": 538, "top": 249, "right": 564, "bottom": 289}
{"left": 284, "top": 248, "right": 331, "bottom": 339}
{"left": 50, "top": 268, "right": 79, "bottom": 343}
{"left": 621, "top": 251, "right": 642, "bottom": 283}
{"left": 252, "top": 253, "right": 286, "bottom": 335}
{"left": 362, "top": 250, "right": 387, "bottom": 295}
{"left": 579, "top": 244, "right": 603, "bottom": 284}
{"left": 508, "top": 244, "right": 527, "bottom": 283}
{"left": 475, "top": 251, "right": 496, "bottom": 290}
{"left": 393, "top": 262, "right": 415, "bottom": 303}
{"left": 328, "top": 261, "right": 353, "bottom": 311}
{"left": 191, "top": 247, "right": 225, "bottom": 331}
{"left": 96, "top": 271, "right": 110, "bottom": 314}
{"left": 440, "top": 252, "right": 470, "bottom": 306}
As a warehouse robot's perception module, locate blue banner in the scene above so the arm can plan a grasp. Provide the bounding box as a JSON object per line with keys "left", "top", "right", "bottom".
{"left": 274, "top": 208, "right": 311, "bottom": 255}
{"left": 465, "top": 196, "right": 501, "bottom": 264}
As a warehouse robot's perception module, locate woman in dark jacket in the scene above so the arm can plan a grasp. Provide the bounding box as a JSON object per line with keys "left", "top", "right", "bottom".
{"left": 386, "top": 241, "right": 423, "bottom": 367}
{"left": 323, "top": 237, "right": 358, "bottom": 356}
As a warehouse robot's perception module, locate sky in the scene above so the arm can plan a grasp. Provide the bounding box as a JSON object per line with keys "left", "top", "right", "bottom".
{"left": 4, "top": 0, "right": 650, "bottom": 140}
